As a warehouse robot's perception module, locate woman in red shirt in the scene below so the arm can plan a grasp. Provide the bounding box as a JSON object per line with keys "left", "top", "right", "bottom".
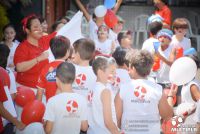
{"left": 14, "top": 15, "right": 56, "bottom": 89}
{"left": 153, "top": 0, "right": 172, "bottom": 29}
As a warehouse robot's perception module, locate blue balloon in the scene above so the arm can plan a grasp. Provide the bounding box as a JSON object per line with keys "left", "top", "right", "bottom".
{"left": 183, "top": 48, "right": 196, "bottom": 56}
{"left": 104, "top": 0, "right": 116, "bottom": 9}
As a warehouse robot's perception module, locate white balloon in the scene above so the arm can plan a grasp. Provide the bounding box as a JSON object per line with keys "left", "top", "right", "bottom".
{"left": 176, "top": 103, "right": 196, "bottom": 116}
{"left": 22, "top": 122, "right": 45, "bottom": 134}
{"left": 94, "top": 5, "right": 107, "bottom": 17}
{"left": 169, "top": 57, "right": 197, "bottom": 86}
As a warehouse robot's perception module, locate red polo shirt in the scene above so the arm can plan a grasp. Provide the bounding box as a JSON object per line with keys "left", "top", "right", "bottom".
{"left": 14, "top": 32, "right": 56, "bottom": 88}
{"left": 0, "top": 67, "right": 8, "bottom": 133}
{"left": 155, "top": 5, "right": 171, "bottom": 26}
{"left": 37, "top": 60, "right": 64, "bottom": 101}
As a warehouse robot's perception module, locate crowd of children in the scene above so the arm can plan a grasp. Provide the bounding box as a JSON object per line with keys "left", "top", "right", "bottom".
{"left": 0, "top": 0, "right": 200, "bottom": 134}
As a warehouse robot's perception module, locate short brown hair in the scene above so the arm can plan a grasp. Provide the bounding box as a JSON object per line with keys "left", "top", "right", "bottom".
{"left": 56, "top": 62, "right": 75, "bottom": 84}
{"left": 172, "top": 18, "right": 188, "bottom": 30}
{"left": 73, "top": 38, "right": 95, "bottom": 60}
{"left": 92, "top": 56, "right": 109, "bottom": 75}
{"left": 126, "top": 50, "right": 153, "bottom": 77}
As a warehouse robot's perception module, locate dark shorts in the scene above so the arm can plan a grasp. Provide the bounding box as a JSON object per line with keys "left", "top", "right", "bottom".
{"left": 1, "top": 123, "right": 14, "bottom": 134}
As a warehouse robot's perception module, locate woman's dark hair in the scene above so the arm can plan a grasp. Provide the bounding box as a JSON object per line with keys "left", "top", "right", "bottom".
{"left": 0, "top": 44, "right": 10, "bottom": 69}
{"left": 2, "top": 23, "right": 16, "bottom": 41}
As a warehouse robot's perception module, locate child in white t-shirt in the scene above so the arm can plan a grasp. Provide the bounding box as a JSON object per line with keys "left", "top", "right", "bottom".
{"left": 171, "top": 18, "right": 191, "bottom": 51}
{"left": 117, "top": 31, "right": 133, "bottom": 49}
{"left": 109, "top": 16, "right": 125, "bottom": 48}
{"left": 92, "top": 56, "right": 120, "bottom": 134}
{"left": 75, "top": 0, "right": 122, "bottom": 41}
{"left": 94, "top": 25, "right": 115, "bottom": 55}
{"left": 44, "top": 62, "right": 88, "bottom": 134}
{"left": 142, "top": 21, "right": 163, "bottom": 54}
{"left": 155, "top": 29, "right": 176, "bottom": 85}
{"left": 112, "top": 47, "right": 131, "bottom": 96}
{"left": 179, "top": 55, "right": 200, "bottom": 131}
{"left": 2, "top": 24, "right": 20, "bottom": 71}
{"left": 72, "top": 38, "right": 96, "bottom": 134}
{"left": 115, "top": 49, "right": 174, "bottom": 134}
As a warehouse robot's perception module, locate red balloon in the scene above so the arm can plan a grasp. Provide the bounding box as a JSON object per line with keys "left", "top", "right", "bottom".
{"left": 163, "top": 88, "right": 177, "bottom": 105}
{"left": 15, "top": 86, "right": 35, "bottom": 107}
{"left": 0, "top": 67, "right": 10, "bottom": 89}
{"left": 21, "top": 100, "right": 45, "bottom": 125}
{"left": 104, "top": 9, "right": 118, "bottom": 28}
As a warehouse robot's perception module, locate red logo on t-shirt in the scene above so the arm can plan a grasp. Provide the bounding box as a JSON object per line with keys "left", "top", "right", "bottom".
{"left": 66, "top": 100, "right": 78, "bottom": 113}
{"left": 87, "top": 90, "right": 93, "bottom": 103}
{"left": 134, "top": 86, "right": 147, "bottom": 99}
{"left": 112, "top": 77, "right": 121, "bottom": 87}
{"left": 75, "top": 74, "right": 86, "bottom": 86}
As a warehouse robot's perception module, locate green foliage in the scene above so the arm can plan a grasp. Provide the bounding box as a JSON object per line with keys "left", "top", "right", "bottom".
{"left": 0, "top": 4, "right": 9, "bottom": 40}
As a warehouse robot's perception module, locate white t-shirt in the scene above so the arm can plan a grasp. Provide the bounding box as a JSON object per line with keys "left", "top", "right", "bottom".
{"left": 43, "top": 92, "right": 88, "bottom": 134}
{"left": 182, "top": 79, "right": 200, "bottom": 104}
{"left": 142, "top": 38, "right": 159, "bottom": 83}
{"left": 119, "top": 79, "right": 162, "bottom": 134}
{"left": 7, "top": 40, "right": 19, "bottom": 71}
{"left": 142, "top": 38, "right": 159, "bottom": 54}
{"left": 109, "top": 29, "right": 120, "bottom": 48}
{"left": 170, "top": 35, "right": 191, "bottom": 51}
{"left": 94, "top": 39, "right": 113, "bottom": 55}
{"left": 6, "top": 68, "right": 17, "bottom": 94}
{"left": 181, "top": 79, "right": 200, "bottom": 125}
{"left": 72, "top": 64, "right": 96, "bottom": 133}
{"left": 156, "top": 45, "right": 173, "bottom": 84}
{"left": 116, "top": 69, "right": 131, "bottom": 84}
{"left": 72, "top": 65, "right": 96, "bottom": 98}
{"left": 2, "top": 86, "right": 17, "bottom": 126}
{"left": 92, "top": 82, "right": 117, "bottom": 134}
{"left": 110, "top": 69, "right": 131, "bottom": 96}
{"left": 89, "top": 19, "right": 99, "bottom": 41}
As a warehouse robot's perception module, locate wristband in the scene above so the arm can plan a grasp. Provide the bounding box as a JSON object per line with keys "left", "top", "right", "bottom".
{"left": 167, "top": 96, "right": 173, "bottom": 98}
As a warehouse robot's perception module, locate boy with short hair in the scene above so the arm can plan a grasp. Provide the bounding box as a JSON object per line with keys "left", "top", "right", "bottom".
{"left": 142, "top": 21, "right": 163, "bottom": 54}
{"left": 36, "top": 35, "right": 71, "bottom": 102}
{"left": 155, "top": 29, "right": 176, "bottom": 87}
{"left": 44, "top": 62, "right": 88, "bottom": 134}
{"left": 115, "top": 50, "right": 174, "bottom": 134}
{"left": 171, "top": 18, "right": 191, "bottom": 51}
{"left": 112, "top": 47, "right": 131, "bottom": 96}
{"left": 72, "top": 38, "right": 96, "bottom": 133}
{"left": 117, "top": 31, "right": 133, "bottom": 49}
{"left": 92, "top": 56, "right": 120, "bottom": 134}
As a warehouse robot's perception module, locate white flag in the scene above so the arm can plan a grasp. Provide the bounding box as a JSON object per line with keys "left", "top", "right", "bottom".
{"left": 56, "top": 11, "right": 84, "bottom": 45}
{"left": 48, "top": 11, "right": 84, "bottom": 62}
